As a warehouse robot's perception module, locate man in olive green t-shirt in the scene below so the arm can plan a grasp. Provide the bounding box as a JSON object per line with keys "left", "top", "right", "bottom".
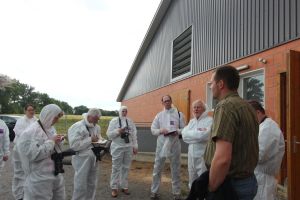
{"left": 204, "top": 66, "right": 259, "bottom": 200}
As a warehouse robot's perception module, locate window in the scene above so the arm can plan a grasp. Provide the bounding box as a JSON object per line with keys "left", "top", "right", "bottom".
{"left": 172, "top": 26, "right": 192, "bottom": 80}
{"left": 206, "top": 69, "right": 265, "bottom": 110}
{"left": 206, "top": 83, "right": 219, "bottom": 110}
{"left": 238, "top": 69, "right": 265, "bottom": 106}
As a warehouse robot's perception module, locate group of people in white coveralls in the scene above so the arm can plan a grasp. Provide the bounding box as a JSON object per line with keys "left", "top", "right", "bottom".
{"left": 0, "top": 103, "right": 138, "bottom": 200}
{"left": 0, "top": 94, "right": 285, "bottom": 200}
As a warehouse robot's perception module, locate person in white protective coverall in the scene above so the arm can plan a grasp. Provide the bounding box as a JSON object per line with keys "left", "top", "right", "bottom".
{"left": 12, "top": 104, "right": 37, "bottom": 200}
{"left": 248, "top": 100, "right": 285, "bottom": 200}
{"left": 0, "top": 119, "right": 10, "bottom": 176}
{"left": 16, "top": 104, "right": 65, "bottom": 200}
{"left": 150, "top": 95, "right": 185, "bottom": 200}
{"left": 106, "top": 106, "right": 138, "bottom": 198}
{"left": 68, "top": 108, "right": 102, "bottom": 200}
{"left": 181, "top": 100, "right": 212, "bottom": 189}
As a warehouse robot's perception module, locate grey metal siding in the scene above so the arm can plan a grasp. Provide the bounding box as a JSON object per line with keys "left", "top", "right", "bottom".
{"left": 122, "top": 0, "right": 300, "bottom": 100}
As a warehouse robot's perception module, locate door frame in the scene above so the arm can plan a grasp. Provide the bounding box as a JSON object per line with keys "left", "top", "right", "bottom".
{"left": 287, "top": 50, "right": 300, "bottom": 200}
{"left": 279, "top": 72, "right": 287, "bottom": 185}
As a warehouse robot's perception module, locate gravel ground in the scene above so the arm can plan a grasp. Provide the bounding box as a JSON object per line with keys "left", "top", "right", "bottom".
{"left": 0, "top": 145, "right": 189, "bottom": 200}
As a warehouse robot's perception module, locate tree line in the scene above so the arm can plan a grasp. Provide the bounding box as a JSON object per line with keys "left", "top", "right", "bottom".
{"left": 0, "top": 74, "right": 118, "bottom": 116}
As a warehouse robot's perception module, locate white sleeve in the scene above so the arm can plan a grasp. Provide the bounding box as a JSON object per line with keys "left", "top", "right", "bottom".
{"left": 182, "top": 117, "right": 212, "bottom": 143}
{"left": 182, "top": 126, "right": 210, "bottom": 144}
{"left": 151, "top": 114, "right": 161, "bottom": 136}
{"left": 68, "top": 125, "right": 91, "bottom": 152}
{"left": 106, "top": 118, "right": 120, "bottom": 139}
{"left": 278, "top": 133, "right": 285, "bottom": 157}
{"left": 3, "top": 123, "right": 10, "bottom": 156}
{"left": 130, "top": 120, "right": 138, "bottom": 149}
{"left": 258, "top": 125, "right": 277, "bottom": 163}
{"left": 13, "top": 118, "right": 25, "bottom": 139}
{"left": 18, "top": 135, "right": 55, "bottom": 162}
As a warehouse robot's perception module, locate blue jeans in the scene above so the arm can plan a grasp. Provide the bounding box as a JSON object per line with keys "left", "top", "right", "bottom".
{"left": 231, "top": 175, "right": 258, "bottom": 200}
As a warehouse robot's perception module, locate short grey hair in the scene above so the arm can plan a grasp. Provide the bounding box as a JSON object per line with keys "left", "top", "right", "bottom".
{"left": 192, "top": 100, "right": 206, "bottom": 110}
{"left": 87, "top": 108, "right": 101, "bottom": 117}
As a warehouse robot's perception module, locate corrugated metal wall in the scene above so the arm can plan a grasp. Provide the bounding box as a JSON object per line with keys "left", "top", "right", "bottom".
{"left": 123, "top": 0, "right": 300, "bottom": 100}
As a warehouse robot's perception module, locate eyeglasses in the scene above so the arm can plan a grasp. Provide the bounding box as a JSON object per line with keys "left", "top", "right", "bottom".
{"left": 91, "top": 115, "right": 100, "bottom": 120}
{"left": 163, "top": 100, "right": 171, "bottom": 103}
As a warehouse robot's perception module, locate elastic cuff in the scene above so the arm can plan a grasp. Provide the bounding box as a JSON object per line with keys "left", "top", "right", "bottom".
{"left": 46, "top": 139, "right": 55, "bottom": 145}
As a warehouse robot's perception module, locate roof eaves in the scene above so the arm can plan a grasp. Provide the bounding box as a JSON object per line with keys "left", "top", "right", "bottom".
{"left": 116, "top": 0, "right": 172, "bottom": 102}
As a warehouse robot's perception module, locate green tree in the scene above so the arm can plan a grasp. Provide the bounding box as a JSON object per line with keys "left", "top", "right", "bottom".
{"left": 0, "top": 74, "right": 74, "bottom": 114}
{"left": 51, "top": 99, "right": 73, "bottom": 114}
{"left": 74, "top": 105, "right": 89, "bottom": 115}
{"left": 0, "top": 74, "right": 12, "bottom": 90}
{"left": 100, "top": 109, "right": 118, "bottom": 116}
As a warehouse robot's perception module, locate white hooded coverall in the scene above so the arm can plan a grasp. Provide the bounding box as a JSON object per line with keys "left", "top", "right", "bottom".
{"left": 12, "top": 115, "right": 37, "bottom": 200}
{"left": 150, "top": 107, "right": 185, "bottom": 195}
{"left": 16, "top": 104, "right": 65, "bottom": 200}
{"left": 0, "top": 119, "right": 10, "bottom": 176}
{"left": 181, "top": 107, "right": 212, "bottom": 189}
{"left": 254, "top": 117, "right": 285, "bottom": 200}
{"left": 68, "top": 114, "right": 102, "bottom": 200}
{"left": 106, "top": 106, "right": 138, "bottom": 190}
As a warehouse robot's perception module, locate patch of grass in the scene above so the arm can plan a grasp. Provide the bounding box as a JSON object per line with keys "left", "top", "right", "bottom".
{"left": 54, "top": 115, "right": 113, "bottom": 139}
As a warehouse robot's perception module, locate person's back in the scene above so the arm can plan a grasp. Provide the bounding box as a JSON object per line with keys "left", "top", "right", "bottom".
{"left": 256, "top": 118, "right": 284, "bottom": 175}
{"left": 254, "top": 118, "right": 285, "bottom": 200}
{"left": 248, "top": 100, "right": 285, "bottom": 200}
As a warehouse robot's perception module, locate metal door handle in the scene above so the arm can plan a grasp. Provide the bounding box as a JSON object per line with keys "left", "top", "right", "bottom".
{"left": 293, "top": 136, "right": 300, "bottom": 153}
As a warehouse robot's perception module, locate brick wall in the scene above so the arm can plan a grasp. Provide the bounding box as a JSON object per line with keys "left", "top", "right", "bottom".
{"left": 123, "top": 39, "right": 300, "bottom": 126}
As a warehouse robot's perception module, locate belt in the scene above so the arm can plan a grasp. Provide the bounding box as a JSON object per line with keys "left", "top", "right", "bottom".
{"left": 232, "top": 173, "right": 254, "bottom": 180}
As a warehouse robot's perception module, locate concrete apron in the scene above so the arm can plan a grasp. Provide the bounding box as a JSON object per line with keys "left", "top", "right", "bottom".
{"left": 132, "top": 152, "right": 188, "bottom": 165}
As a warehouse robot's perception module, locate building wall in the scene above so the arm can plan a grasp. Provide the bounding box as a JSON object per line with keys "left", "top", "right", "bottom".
{"left": 122, "top": 0, "right": 300, "bottom": 101}
{"left": 124, "top": 39, "right": 300, "bottom": 126}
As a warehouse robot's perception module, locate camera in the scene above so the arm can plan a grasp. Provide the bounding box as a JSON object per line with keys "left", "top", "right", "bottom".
{"left": 51, "top": 153, "right": 64, "bottom": 175}
{"left": 51, "top": 149, "right": 76, "bottom": 176}
{"left": 91, "top": 140, "right": 112, "bottom": 161}
{"left": 121, "top": 132, "right": 130, "bottom": 143}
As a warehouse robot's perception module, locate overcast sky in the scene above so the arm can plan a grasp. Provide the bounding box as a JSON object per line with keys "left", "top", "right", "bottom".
{"left": 0, "top": 0, "right": 161, "bottom": 110}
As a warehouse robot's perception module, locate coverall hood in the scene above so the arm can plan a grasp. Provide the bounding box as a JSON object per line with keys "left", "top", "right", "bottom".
{"left": 39, "top": 104, "right": 62, "bottom": 131}
{"left": 119, "top": 106, "right": 128, "bottom": 119}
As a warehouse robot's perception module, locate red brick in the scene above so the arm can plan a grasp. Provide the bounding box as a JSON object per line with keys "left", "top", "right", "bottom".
{"left": 123, "top": 39, "right": 300, "bottom": 125}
